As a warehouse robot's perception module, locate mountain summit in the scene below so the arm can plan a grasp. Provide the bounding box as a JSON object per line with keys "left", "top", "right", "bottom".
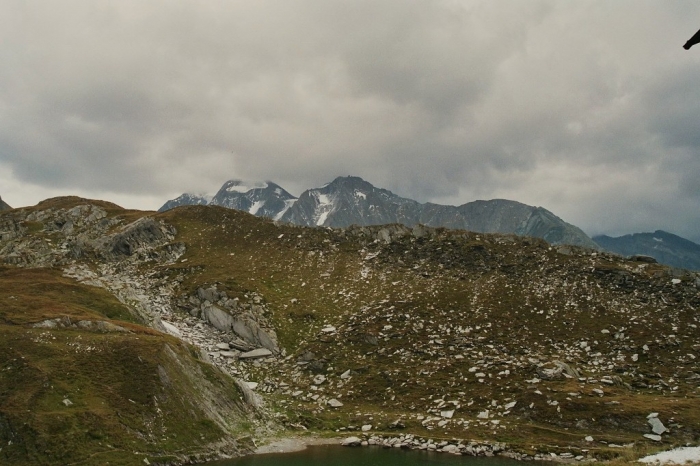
{"left": 160, "top": 176, "right": 597, "bottom": 248}
{"left": 211, "top": 180, "right": 297, "bottom": 221}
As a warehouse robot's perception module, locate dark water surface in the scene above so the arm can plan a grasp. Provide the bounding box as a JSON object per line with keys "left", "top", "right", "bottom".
{"left": 207, "top": 445, "right": 536, "bottom": 466}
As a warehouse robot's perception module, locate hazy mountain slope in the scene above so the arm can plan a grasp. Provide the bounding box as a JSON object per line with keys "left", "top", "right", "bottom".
{"left": 0, "top": 196, "right": 11, "bottom": 211}
{"left": 595, "top": 230, "right": 700, "bottom": 271}
{"left": 281, "top": 176, "right": 421, "bottom": 227}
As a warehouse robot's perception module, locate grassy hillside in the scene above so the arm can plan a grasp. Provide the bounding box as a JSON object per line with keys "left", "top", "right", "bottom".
{"left": 1, "top": 198, "right": 699, "bottom": 464}
{"left": 158, "top": 206, "right": 700, "bottom": 460}
{"left": 0, "top": 262, "right": 254, "bottom": 463}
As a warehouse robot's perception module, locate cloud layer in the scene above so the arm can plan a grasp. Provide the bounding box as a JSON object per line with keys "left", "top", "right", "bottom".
{"left": 1, "top": 1, "right": 699, "bottom": 242}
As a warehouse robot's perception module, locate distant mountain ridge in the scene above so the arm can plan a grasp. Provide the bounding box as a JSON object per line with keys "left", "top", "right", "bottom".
{"left": 160, "top": 176, "right": 597, "bottom": 248}
{"left": 210, "top": 180, "right": 297, "bottom": 221}
{"left": 158, "top": 193, "right": 211, "bottom": 212}
{"left": 594, "top": 230, "right": 700, "bottom": 271}
{"left": 0, "top": 196, "right": 11, "bottom": 211}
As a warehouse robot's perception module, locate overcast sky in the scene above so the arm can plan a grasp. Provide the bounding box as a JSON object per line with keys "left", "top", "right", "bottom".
{"left": 1, "top": 1, "right": 700, "bottom": 242}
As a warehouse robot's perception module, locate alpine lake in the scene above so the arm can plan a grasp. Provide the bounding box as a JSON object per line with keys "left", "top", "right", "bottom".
{"left": 205, "top": 445, "right": 544, "bottom": 466}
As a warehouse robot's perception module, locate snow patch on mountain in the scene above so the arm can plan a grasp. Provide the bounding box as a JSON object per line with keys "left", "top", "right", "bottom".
{"left": 249, "top": 200, "right": 266, "bottom": 215}
{"left": 274, "top": 199, "right": 297, "bottom": 221}
{"left": 314, "top": 192, "right": 336, "bottom": 226}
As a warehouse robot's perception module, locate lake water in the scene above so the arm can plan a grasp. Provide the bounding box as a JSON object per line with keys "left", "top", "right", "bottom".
{"left": 207, "top": 446, "right": 538, "bottom": 466}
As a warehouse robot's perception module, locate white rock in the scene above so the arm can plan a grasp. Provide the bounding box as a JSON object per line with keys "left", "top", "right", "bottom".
{"left": 648, "top": 417, "right": 668, "bottom": 435}
{"left": 162, "top": 321, "right": 182, "bottom": 337}
{"left": 340, "top": 370, "right": 352, "bottom": 379}
{"left": 327, "top": 399, "right": 344, "bottom": 408}
{"left": 239, "top": 348, "right": 273, "bottom": 359}
{"left": 62, "top": 398, "right": 73, "bottom": 407}
{"left": 313, "top": 375, "right": 326, "bottom": 385}
{"left": 246, "top": 382, "right": 258, "bottom": 390}
{"left": 585, "top": 436, "right": 594, "bottom": 442}
{"left": 361, "top": 424, "right": 372, "bottom": 432}
{"left": 643, "top": 434, "right": 662, "bottom": 442}
{"left": 477, "top": 410, "right": 489, "bottom": 419}
{"left": 341, "top": 436, "right": 362, "bottom": 446}
{"left": 440, "top": 410, "right": 454, "bottom": 419}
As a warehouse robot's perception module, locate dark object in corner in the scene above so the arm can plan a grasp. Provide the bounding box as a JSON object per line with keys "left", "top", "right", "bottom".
{"left": 683, "top": 28, "right": 700, "bottom": 50}
{"left": 0, "top": 196, "right": 11, "bottom": 211}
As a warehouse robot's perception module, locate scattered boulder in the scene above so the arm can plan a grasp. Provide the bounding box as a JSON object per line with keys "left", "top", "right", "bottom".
{"left": 341, "top": 436, "right": 362, "bottom": 446}
{"left": 648, "top": 416, "right": 668, "bottom": 435}
{"left": 239, "top": 348, "right": 273, "bottom": 359}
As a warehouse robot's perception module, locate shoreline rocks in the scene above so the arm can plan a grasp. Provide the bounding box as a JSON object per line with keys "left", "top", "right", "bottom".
{"left": 340, "top": 432, "right": 592, "bottom": 462}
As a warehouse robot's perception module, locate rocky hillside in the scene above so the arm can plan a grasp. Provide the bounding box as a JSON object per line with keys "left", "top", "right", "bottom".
{"left": 2, "top": 197, "right": 699, "bottom": 463}
{"left": 594, "top": 230, "right": 700, "bottom": 271}
{"left": 0, "top": 196, "right": 11, "bottom": 211}
{"left": 0, "top": 199, "right": 264, "bottom": 465}
{"left": 161, "top": 176, "right": 598, "bottom": 248}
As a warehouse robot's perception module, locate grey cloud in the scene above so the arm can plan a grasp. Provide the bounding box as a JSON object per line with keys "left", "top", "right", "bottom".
{"left": 1, "top": 1, "right": 700, "bottom": 242}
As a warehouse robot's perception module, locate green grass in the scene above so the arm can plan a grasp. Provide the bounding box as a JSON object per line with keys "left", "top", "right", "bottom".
{"left": 2, "top": 199, "right": 699, "bottom": 464}
{"left": 0, "top": 264, "right": 254, "bottom": 465}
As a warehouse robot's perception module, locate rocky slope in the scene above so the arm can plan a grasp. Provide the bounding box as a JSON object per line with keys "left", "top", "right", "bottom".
{"left": 2, "top": 197, "right": 699, "bottom": 464}
{"left": 594, "top": 230, "right": 700, "bottom": 271}
{"left": 161, "top": 176, "right": 598, "bottom": 248}
{"left": 0, "top": 199, "right": 268, "bottom": 465}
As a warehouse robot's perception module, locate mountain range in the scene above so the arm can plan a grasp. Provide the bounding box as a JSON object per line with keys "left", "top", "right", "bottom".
{"left": 160, "top": 176, "right": 700, "bottom": 271}
{"left": 0, "top": 196, "right": 11, "bottom": 211}
{"left": 160, "top": 176, "right": 598, "bottom": 249}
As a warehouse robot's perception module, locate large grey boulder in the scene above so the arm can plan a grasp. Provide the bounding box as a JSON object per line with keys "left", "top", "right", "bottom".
{"left": 201, "top": 302, "right": 279, "bottom": 353}
{"left": 648, "top": 416, "right": 667, "bottom": 435}
{"left": 341, "top": 436, "right": 362, "bottom": 446}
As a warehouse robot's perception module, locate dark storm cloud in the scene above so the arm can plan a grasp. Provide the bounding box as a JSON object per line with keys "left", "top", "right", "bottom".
{"left": 1, "top": 1, "right": 700, "bottom": 242}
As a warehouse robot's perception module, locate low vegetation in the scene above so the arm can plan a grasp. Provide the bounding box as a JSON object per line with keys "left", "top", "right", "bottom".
{"left": 0, "top": 197, "right": 698, "bottom": 464}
